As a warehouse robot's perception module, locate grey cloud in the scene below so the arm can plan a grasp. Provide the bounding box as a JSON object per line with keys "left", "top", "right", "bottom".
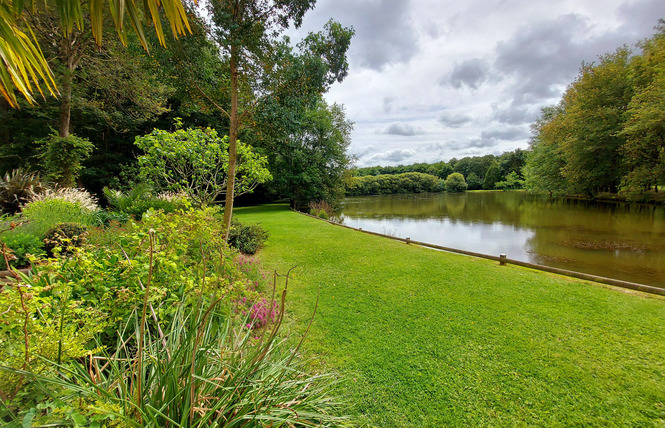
{"left": 365, "top": 149, "right": 417, "bottom": 163}
{"left": 439, "top": 112, "right": 473, "bottom": 128}
{"left": 446, "top": 58, "right": 491, "bottom": 89}
{"left": 494, "top": 14, "right": 595, "bottom": 104}
{"left": 315, "top": 0, "right": 419, "bottom": 70}
{"left": 467, "top": 138, "right": 499, "bottom": 149}
{"left": 616, "top": 0, "right": 665, "bottom": 40}
{"left": 383, "top": 97, "right": 395, "bottom": 113}
{"left": 480, "top": 128, "right": 529, "bottom": 141}
{"left": 384, "top": 123, "right": 424, "bottom": 136}
{"left": 351, "top": 145, "right": 376, "bottom": 158}
{"left": 492, "top": 106, "right": 538, "bottom": 125}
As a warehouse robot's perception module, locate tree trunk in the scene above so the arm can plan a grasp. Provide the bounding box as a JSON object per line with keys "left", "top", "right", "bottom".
{"left": 59, "top": 65, "right": 73, "bottom": 138}
{"left": 222, "top": 44, "right": 239, "bottom": 241}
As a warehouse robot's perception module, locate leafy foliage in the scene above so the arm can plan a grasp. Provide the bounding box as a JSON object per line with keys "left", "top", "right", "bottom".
{"left": 18, "top": 198, "right": 95, "bottom": 239}
{"left": 135, "top": 126, "right": 271, "bottom": 207}
{"left": 227, "top": 219, "right": 269, "bottom": 255}
{"left": 525, "top": 25, "right": 665, "bottom": 199}
{"left": 43, "top": 222, "right": 88, "bottom": 256}
{"left": 0, "top": 0, "right": 191, "bottom": 107}
{"left": 36, "top": 132, "right": 95, "bottom": 187}
{"left": 1, "top": 208, "right": 344, "bottom": 426}
{"left": 103, "top": 183, "right": 190, "bottom": 219}
{"left": 444, "top": 172, "right": 468, "bottom": 193}
{"left": 0, "top": 232, "right": 45, "bottom": 269}
{"left": 346, "top": 172, "right": 443, "bottom": 196}
{"left": 258, "top": 100, "right": 354, "bottom": 208}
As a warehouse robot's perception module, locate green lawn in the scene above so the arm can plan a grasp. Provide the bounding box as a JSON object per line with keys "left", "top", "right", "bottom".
{"left": 235, "top": 204, "right": 665, "bottom": 427}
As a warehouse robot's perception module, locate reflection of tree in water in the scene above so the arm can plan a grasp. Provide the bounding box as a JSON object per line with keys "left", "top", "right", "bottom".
{"left": 341, "top": 193, "right": 665, "bottom": 286}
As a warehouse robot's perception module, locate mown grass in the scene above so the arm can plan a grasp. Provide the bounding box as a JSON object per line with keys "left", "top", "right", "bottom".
{"left": 235, "top": 204, "right": 665, "bottom": 427}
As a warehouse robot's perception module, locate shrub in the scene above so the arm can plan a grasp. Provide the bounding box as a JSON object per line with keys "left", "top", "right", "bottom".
{"left": 36, "top": 132, "right": 94, "bottom": 187}
{"left": 345, "top": 172, "right": 442, "bottom": 196}
{"left": 445, "top": 172, "right": 468, "bottom": 193}
{"left": 0, "top": 209, "right": 345, "bottom": 426}
{"left": 135, "top": 125, "right": 272, "bottom": 207}
{"left": 104, "top": 184, "right": 190, "bottom": 219}
{"left": 92, "top": 209, "right": 131, "bottom": 226}
{"left": 309, "top": 200, "right": 334, "bottom": 220}
{"left": 0, "top": 233, "right": 45, "bottom": 269}
{"left": 0, "top": 169, "right": 45, "bottom": 214}
{"left": 19, "top": 198, "right": 94, "bottom": 239}
{"left": 43, "top": 222, "right": 88, "bottom": 256}
{"left": 228, "top": 220, "right": 269, "bottom": 255}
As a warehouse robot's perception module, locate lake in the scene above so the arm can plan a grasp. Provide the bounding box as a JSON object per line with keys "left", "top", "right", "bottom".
{"left": 337, "top": 192, "right": 665, "bottom": 288}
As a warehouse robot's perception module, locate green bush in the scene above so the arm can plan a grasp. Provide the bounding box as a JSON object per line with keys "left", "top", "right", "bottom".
{"left": 228, "top": 220, "right": 269, "bottom": 255}
{"left": 104, "top": 184, "right": 190, "bottom": 219}
{"left": 0, "top": 233, "right": 45, "bottom": 269}
{"left": 92, "top": 209, "right": 131, "bottom": 226}
{"left": 43, "top": 222, "right": 88, "bottom": 256}
{"left": 19, "top": 198, "right": 95, "bottom": 239}
{"left": 445, "top": 172, "right": 468, "bottom": 193}
{"left": 36, "top": 132, "right": 94, "bottom": 187}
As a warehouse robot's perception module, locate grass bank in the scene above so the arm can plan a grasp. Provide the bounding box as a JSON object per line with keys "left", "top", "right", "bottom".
{"left": 235, "top": 204, "right": 665, "bottom": 427}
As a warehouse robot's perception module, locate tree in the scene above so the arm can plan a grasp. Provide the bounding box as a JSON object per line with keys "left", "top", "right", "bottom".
{"left": 204, "top": 1, "right": 352, "bottom": 237}
{"left": 620, "top": 21, "right": 665, "bottom": 198}
{"left": 263, "top": 100, "right": 353, "bottom": 208}
{"left": 524, "top": 105, "right": 568, "bottom": 195}
{"left": 1, "top": 0, "right": 191, "bottom": 107}
{"left": 445, "top": 172, "right": 467, "bottom": 193}
{"left": 483, "top": 163, "right": 501, "bottom": 190}
{"left": 558, "top": 49, "right": 633, "bottom": 195}
{"left": 37, "top": 132, "right": 94, "bottom": 186}
{"left": 495, "top": 171, "right": 524, "bottom": 190}
{"left": 466, "top": 172, "right": 482, "bottom": 190}
{"left": 135, "top": 124, "right": 271, "bottom": 207}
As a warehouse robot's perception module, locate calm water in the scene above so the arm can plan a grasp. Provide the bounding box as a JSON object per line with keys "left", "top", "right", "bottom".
{"left": 338, "top": 192, "right": 665, "bottom": 288}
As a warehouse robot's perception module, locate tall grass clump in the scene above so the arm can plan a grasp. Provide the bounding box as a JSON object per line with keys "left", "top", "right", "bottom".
{"left": 308, "top": 201, "right": 335, "bottom": 220}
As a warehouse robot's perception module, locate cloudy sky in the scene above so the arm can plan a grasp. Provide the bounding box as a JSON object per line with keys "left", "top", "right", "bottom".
{"left": 286, "top": 0, "right": 665, "bottom": 167}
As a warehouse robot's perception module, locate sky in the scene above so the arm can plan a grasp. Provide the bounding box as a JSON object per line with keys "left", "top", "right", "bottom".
{"left": 285, "top": 0, "right": 665, "bottom": 167}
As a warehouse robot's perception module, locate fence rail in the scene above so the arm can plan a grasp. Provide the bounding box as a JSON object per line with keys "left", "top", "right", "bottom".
{"left": 298, "top": 210, "right": 665, "bottom": 297}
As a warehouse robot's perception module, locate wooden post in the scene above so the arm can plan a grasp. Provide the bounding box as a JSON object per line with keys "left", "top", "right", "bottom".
{"left": 499, "top": 254, "right": 507, "bottom": 266}
{"left": 406, "top": 238, "right": 411, "bottom": 245}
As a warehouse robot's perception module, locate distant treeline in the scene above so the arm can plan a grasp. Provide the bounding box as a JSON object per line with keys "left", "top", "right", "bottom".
{"left": 525, "top": 22, "right": 665, "bottom": 201}
{"left": 346, "top": 172, "right": 443, "bottom": 196}
{"left": 348, "top": 149, "right": 526, "bottom": 195}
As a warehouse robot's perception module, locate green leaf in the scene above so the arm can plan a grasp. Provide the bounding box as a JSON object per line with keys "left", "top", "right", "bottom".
{"left": 22, "top": 408, "right": 36, "bottom": 428}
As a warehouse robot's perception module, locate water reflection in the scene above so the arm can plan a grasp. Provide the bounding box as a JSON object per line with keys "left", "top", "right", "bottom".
{"left": 338, "top": 192, "right": 665, "bottom": 287}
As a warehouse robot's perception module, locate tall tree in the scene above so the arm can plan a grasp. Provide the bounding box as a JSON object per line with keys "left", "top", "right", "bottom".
{"left": 558, "top": 49, "right": 633, "bottom": 195}
{"left": 261, "top": 100, "right": 353, "bottom": 207}
{"left": 204, "top": 1, "right": 352, "bottom": 237}
{"left": 620, "top": 21, "right": 665, "bottom": 197}
{"left": 524, "top": 105, "right": 568, "bottom": 195}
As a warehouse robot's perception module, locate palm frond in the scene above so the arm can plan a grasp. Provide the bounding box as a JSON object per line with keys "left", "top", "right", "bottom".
{"left": 0, "top": 0, "right": 193, "bottom": 107}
